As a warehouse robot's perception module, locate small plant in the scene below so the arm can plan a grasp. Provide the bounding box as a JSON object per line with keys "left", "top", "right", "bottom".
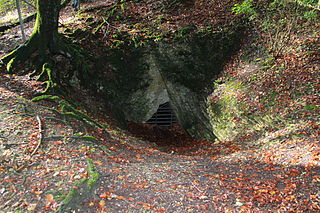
{"left": 305, "top": 104, "right": 317, "bottom": 111}
{"left": 304, "top": 10, "right": 318, "bottom": 20}
{"left": 233, "top": 0, "right": 316, "bottom": 56}
{"left": 232, "top": 0, "right": 257, "bottom": 20}
{"left": 300, "top": 0, "right": 319, "bottom": 7}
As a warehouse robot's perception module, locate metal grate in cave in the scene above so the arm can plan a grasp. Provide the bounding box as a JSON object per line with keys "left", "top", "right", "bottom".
{"left": 146, "top": 102, "right": 177, "bottom": 126}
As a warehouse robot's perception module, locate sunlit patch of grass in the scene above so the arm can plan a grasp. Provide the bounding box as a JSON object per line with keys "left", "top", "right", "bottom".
{"left": 0, "top": 11, "right": 18, "bottom": 24}
{"left": 0, "top": 9, "right": 35, "bottom": 25}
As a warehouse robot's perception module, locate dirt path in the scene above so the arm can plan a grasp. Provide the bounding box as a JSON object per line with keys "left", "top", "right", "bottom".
{"left": 0, "top": 71, "right": 319, "bottom": 210}
{"left": 0, "top": 1, "right": 319, "bottom": 212}
{"left": 0, "top": 71, "right": 319, "bottom": 212}
{"left": 81, "top": 136, "right": 320, "bottom": 212}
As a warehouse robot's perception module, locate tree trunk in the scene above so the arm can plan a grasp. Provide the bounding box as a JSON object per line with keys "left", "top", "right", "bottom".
{"left": 1, "top": 0, "right": 89, "bottom": 92}
{"left": 33, "top": 0, "right": 60, "bottom": 51}
{"left": 16, "top": 0, "right": 26, "bottom": 41}
{"left": 1, "top": 0, "right": 61, "bottom": 72}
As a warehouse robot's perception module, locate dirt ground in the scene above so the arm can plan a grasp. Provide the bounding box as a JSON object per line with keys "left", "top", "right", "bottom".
{"left": 0, "top": 0, "right": 319, "bottom": 212}
{"left": 0, "top": 70, "right": 319, "bottom": 212}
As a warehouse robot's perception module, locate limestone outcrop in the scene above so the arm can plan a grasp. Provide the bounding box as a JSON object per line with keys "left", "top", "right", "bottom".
{"left": 93, "top": 28, "right": 242, "bottom": 140}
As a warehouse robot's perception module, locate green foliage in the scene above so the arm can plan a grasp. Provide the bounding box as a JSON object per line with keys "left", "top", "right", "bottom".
{"left": 81, "top": 135, "right": 99, "bottom": 142}
{"left": 299, "top": 0, "right": 319, "bottom": 6}
{"left": 232, "top": 0, "right": 257, "bottom": 20}
{"left": 305, "top": 104, "right": 318, "bottom": 111}
{"left": 0, "top": 0, "right": 35, "bottom": 16}
{"left": 0, "top": 0, "right": 13, "bottom": 8}
{"left": 304, "top": 10, "right": 318, "bottom": 19}
{"left": 233, "top": 0, "right": 319, "bottom": 55}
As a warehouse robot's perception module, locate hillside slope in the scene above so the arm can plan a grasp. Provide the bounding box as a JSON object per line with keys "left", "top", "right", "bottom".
{"left": 0, "top": 0, "right": 319, "bottom": 212}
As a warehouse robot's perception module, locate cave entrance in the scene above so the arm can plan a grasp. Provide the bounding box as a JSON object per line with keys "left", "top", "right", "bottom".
{"left": 146, "top": 102, "right": 177, "bottom": 126}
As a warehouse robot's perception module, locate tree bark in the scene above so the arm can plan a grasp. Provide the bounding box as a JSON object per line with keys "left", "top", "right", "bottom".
{"left": 1, "top": 0, "right": 89, "bottom": 92}
{"left": 1, "top": 0, "right": 61, "bottom": 72}
{"left": 33, "top": 0, "right": 60, "bottom": 49}
{"left": 16, "top": 0, "right": 26, "bottom": 41}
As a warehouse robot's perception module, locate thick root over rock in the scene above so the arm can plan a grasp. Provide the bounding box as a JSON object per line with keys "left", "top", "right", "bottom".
{"left": 38, "top": 63, "right": 57, "bottom": 93}
{"left": 1, "top": 34, "right": 38, "bottom": 72}
{"left": 1, "top": 34, "right": 90, "bottom": 93}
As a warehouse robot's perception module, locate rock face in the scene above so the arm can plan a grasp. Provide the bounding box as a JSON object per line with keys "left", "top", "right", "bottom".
{"left": 94, "top": 29, "right": 242, "bottom": 140}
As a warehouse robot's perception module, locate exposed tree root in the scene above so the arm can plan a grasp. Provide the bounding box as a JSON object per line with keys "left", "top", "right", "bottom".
{"left": 1, "top": 33, "right": 90, "bottom": 93}
{"left": 1, "top": 34, "right": 38, "bottom": 72}
{"left": 31, "top": 95, "right": 108, "bottom": 131}
{"left": 57, "top": 39, "right": 91, "bottom": 84}
{"left": 0, "top": 0, "right": 93, "bottom": 94}
{"left": 57, "top": 159, "right": 99, "bottom": 213}
{"left": 37, "top": 63, "right": 57, "bottom": 93}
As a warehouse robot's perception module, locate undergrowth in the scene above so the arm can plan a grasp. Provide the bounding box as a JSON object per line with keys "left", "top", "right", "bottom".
{"left": 208, "top": 0, "right": 319, "bottom": 142}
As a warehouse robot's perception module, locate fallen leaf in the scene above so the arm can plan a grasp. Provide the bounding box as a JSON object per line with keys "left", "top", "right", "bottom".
{"left": 117, "top": 196, "right": 126, "bottom": 200}
{"left": 94, "top": 161, "right": 103, "bottom": 166}
{"left": 34, "top": 190, "right": 43, "bottom": 195}
{"left": 27, "top": 203, "right": 37, "bottom": 211}
{"left": 269, "top": 190, "right": 277, "bottom": 195}
{"left": 45, "top": 194, "right": 55, "bottom": 204}
{"left": 142, "top": 203, "right": 151, "bottom": 210}
{"left": 235, "top": 201, "right": 243, "bottom": 206}
{"left": 199, "top": 195, "right": 208, "bottom": 200}
{"left": 99, "top": 192, "right": 111, "bottom": 199}
{"left": 99, "top": 199, "right": 105, "bottom": 208}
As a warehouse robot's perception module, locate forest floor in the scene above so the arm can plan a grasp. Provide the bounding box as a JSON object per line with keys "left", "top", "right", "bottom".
{"left": 0, "top": 0, "right": 319, "bottom": 212}
{"left": 0, "top": 70, "right": 319, "bottom": 212}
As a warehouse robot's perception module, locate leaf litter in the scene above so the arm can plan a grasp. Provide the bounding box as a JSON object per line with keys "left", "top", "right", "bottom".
{"left": 0, "top": 0, "right": 319, "bottom": 212}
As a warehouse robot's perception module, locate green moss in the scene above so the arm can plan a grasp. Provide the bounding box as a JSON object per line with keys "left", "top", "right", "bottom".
{"left": 208, "top": 80, "right": 281, "bottom": 141}
{"left": 89, "top": 23, "right": 244, "bottom": 139}
{"left": 81, "top": 135, "right": 99, "bottom": 142}
{"left": 32, "top": 95, "right": 106, "bottom": 130}
{"left": 37, "top": 63, "right": 58, "bottom": 93}
{"left": 31, "top": 94, "right": 60, "bottom": 102}
{"left": 86, "top": 159, "right": 99, "bottom": 189}
{"left": 154, "top": 27, "right": 243, "bottom": 93}
{"left": 56, "top": 159, "right": 99, "bottom": 212}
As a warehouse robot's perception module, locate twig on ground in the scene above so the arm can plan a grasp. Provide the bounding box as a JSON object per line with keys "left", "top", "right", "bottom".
{"left": 15, "top": 115, "right": 44, "bottom": 172}
{"left": 191, "top": 181, "right": 203, "bottom": 193}
{"left": 31, "top": 115, "right": 43, "bottom": 156}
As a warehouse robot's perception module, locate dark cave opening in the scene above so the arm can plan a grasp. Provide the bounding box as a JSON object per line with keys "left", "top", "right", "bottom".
{"left": 146, "top": 102, "right": 177, "bottom": 127}
{"left": 127, "top": 102, "right": 199, "bottom": 154}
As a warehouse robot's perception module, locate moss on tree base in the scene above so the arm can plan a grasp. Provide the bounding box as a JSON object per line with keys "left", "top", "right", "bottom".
{"left": 0, "top": 33, "right": 90, "bottom": 94}
{"left": 0, "top": 0, "right": 90, "bottom": 93}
